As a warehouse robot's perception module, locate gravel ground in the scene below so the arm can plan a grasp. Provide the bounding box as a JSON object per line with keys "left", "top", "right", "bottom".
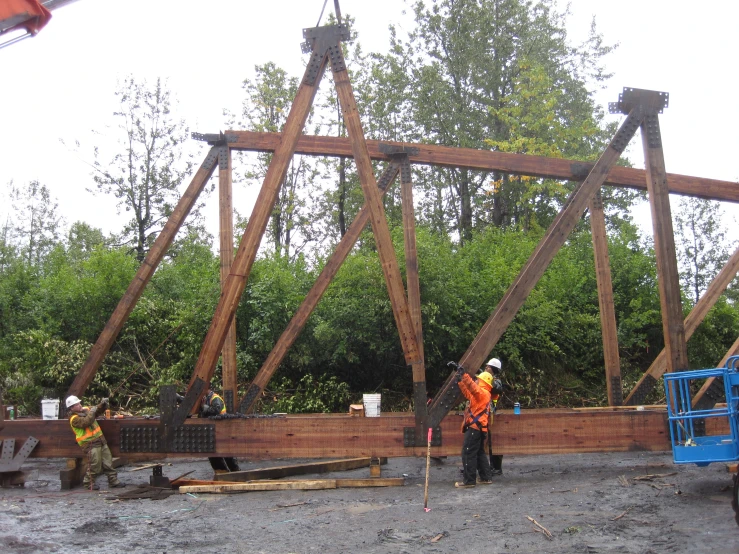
{"left": 1, "top": 451, "right": 739, "bottom": 553}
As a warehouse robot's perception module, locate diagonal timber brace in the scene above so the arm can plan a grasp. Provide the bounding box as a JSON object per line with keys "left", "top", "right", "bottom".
{"left": 238, "top": 162, "right": 402, "bottom": 413}
{"left": 427, "top": 103, "right": 646, "bottom": 429}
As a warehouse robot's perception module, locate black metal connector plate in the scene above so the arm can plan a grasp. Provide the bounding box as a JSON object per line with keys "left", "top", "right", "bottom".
{"left": 608, "top": 87, "right": 669, "bottom": 115}
{"left": 403, "top": 427, "right": 442, "bottom": 447}
{"left": 171, "top": 425, "right": 216, "bottom": 453}
{"left": 238, "top": 384, "right": 262, "bottom": 414}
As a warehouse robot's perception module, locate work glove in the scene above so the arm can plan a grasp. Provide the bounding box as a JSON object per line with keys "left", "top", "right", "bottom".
{"left": 89, "top": 406, "right": 97, "bottom": 415}
{"left": 492, "top": 379, "right": 503, "bottom": 394}
{"left": 455, "top": 365, "right": 466, "bottom": 382}
{"left": 101, "top": 398, "right": 109, "bottom": 405}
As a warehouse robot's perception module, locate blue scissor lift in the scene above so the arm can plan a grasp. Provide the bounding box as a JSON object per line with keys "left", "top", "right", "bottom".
{"left": 664, "top": 356, "right": 739, "bottom": 525}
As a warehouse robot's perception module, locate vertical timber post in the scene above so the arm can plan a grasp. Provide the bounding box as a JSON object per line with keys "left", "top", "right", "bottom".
{"left": 218, "top": 143, "right": 238, "bottom": 412}
{"left": 633, "top": 89, "right": 688, "bottom": 375}
{"left": 238, "top": 163, "right": 401, "bottom": 413}
{"left": 588, "top": 189, "right": 622, "bottom": 405}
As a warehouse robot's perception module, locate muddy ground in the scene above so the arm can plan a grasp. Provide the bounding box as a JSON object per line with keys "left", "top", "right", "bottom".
{"left": 1, "top": 451, "right": 738, "bottom": 553}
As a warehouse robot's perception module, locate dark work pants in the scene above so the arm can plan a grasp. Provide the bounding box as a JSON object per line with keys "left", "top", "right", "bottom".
{"left": 462, "top": 428, "right": 492, "bottom": 485}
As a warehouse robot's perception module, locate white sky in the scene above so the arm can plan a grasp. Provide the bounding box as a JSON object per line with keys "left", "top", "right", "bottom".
{"left": 1, "top": 0, "right": 738, "bottom": 245}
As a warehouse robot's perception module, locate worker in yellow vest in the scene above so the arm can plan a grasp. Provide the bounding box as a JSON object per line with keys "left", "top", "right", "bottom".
{"left": 66, "top": 395, "right": 126, "bottom": 490}
{"left": 199, "top": 386, "right": 240, "bottom": 472}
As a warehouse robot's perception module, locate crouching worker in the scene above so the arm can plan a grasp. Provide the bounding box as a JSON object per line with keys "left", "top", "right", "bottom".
{"left": 199, "top": 387, "right": 240, "bottom": 472}
{"left": 453, "top": 364, "right": 494, "bottom": 488}
{"left": 65, "top": 395, "right": 125, "bottom": 490}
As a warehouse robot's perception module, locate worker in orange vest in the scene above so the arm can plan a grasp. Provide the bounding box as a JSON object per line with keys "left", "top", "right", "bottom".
{"left": 66, "top": 395, "right": 126, "bottom": 490}
{"left": 453, "top": 362, "right": 497, "bottom": 488}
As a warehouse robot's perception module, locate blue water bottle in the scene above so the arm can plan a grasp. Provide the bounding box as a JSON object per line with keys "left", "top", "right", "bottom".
{"left": 513, "top": 402, "right": 520, "bottom": 415}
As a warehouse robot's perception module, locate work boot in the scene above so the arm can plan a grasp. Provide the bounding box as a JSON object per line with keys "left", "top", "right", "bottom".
{"left": 455, "top": 482, "right": 475, "bottom": 488}
{"left": 491, "top": 469, "right": 503, "bottom": 476}
{"left": 84, "top": 483, "right": 100, "bottom": 490}
{"left": 109, "top": 482, "right": 126, "bottom": 488}
{"left": 476, "top": 477, "right": 493, "bottom": 484}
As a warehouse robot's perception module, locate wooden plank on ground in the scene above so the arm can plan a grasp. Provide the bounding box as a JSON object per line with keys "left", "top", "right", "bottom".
{"left": 213, "top": 457, "right": 382, "bottom": 482}
{"left": 179, "top": 480, "right": 338, "bottom": 493}
{"left": 335, "top": 478, "right": 404, "bottom": 488}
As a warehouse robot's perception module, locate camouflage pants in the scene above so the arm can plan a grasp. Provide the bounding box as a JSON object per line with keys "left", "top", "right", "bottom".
{"left": 83, "top": 443, "right": 120, "bottom": 487}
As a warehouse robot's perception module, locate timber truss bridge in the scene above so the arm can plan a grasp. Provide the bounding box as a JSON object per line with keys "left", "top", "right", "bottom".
{"left": 2, "top": 17, "right": 738, "bottom": 479}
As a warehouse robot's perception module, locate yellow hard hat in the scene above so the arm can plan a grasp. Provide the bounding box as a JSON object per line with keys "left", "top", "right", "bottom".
{"left": 478, "top": 372, "right": 494, "bottom": 387}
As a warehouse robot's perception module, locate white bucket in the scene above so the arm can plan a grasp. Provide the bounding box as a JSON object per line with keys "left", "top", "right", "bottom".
{"left": 363, "top": 394, "right": 381, "bottom": 417}
{"left": 41, "top": 398, "right": 59, "bottom": 420}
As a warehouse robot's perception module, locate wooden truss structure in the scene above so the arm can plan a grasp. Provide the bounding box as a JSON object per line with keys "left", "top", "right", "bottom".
{"left": 3, "top": 18, "right": 739, "bottom": 462}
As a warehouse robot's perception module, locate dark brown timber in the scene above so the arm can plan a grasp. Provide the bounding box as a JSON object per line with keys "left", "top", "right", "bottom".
{"left": 185, "top": 53, "right": 329, "bottom": 400}
{"left": 428, "top": 108, "right": 644, "bottom": 429}
{"left": 238, "top": 164, "right": 401, "bottom": 413}
{"left": 67, "top": 148, "right": 219, "bottom": 398}
{"left": 332, "top": 60, "right": 422, "bottom": 366}
{"left": 692, "top": 337, "right": 739, "bottom": 409}
{"left": 219, "top": 145, "right": 238, "bottom": 406}
{"left": 226, "top": 131, "right": 739, "bottom": 203}
{"left": 625, "top": 244, "right": 739, "bottom": 404}
{"left": 4, "top": 409, "right": 701, "bottom": 459}
{"left": 589, "top": 190, "right": 622, "bottom": 405}
{"left": 398, "top": 155, "right": 429, "bottom": 436}
{"left": 641, "top": 113, "right": 688, "bottom": 374}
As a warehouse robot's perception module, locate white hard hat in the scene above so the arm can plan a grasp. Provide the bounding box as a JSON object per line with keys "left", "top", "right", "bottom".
{"left": 65, "top": 395, "right": 81, "bottom": 408}
{"left": 486, "top": 358, "right": 502, "bottom": 370}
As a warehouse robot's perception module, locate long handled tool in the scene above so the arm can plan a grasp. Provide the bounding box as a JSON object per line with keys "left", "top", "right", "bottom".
{"left": 423, "top": 427, "right": 432, "bottom": 512}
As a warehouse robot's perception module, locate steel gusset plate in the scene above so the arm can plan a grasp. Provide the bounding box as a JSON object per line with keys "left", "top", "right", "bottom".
{"left": 376, "top": 163, "right": 399, "bottom": 191}
{"left": 301, "top": 24, "right": 351, "bottom": 85}
{"left": 643, "top": 113, "right": 662, "bottom": 148}
{"left": 610, "top": 376, "right": 623, "bottom": 406}
{"left": 403, "top": 427, "right": 442, "bottom": 447}
{"left": 609, "top": 109, "right": 643, "bottom": 154}
{"left": 120, "top": 427, "right": 160, "bottom": 453}
{"left": 608, "top": 87, "right": 669, "bottom": 115}
{"left": 238, "top": 384, "right": 262, "bottom": 413}
{"left": 171, "top": 425, "right": 216, "bottom": 453}
{"left": 0, "top": 436, "right": 38, "bottom": 472}
{"left": 625, "top": 374, "right": 658, "bottom": 406}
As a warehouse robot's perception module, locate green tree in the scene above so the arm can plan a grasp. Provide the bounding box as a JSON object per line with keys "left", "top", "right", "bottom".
{"left": 376, "top": 0, "right": 616, "bottom": 241}
{"left": 674, "top": 197, "right": 732, "bottom": 304}
{"left": 230, "top": 63, "right": 319, "bottom": 259}
{"left": 91, "top": 77, "right": 198, "bottom": 262}
{"left": 8, "top": 179, "right": 62, "bottom": 267}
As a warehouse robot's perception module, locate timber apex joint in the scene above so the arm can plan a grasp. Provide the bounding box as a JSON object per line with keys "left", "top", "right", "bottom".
{"left": 608, "top": 87, "right": 669, "bottom": 115}
{"left": 191, "top": 132, "right": 236, "bottom": 146}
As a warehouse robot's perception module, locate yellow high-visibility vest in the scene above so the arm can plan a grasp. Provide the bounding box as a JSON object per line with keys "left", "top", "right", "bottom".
{"left": 69, "top": 408, "right": 103, "bottom": 446}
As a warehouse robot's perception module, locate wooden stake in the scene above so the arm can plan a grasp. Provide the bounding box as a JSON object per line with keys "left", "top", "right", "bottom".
{"left": 423, "top": 427, "right": 432, "bottom": 512}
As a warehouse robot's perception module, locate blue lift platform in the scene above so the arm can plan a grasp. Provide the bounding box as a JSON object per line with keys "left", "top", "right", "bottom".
{"left": 664, "top": 356, "right": 739, "bottom": 524}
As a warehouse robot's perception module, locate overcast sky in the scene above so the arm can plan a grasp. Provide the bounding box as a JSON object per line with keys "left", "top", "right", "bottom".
{"left": 1, "top": 0, "right": 738, "bottom": 244}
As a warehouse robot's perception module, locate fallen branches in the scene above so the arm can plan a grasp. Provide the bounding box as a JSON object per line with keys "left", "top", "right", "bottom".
{"left": 526, "top": 516, "right": 553, "bottom": 540}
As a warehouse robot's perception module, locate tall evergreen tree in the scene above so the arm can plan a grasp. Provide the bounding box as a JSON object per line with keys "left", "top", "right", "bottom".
{"left": 374, "top": 0, "right": 617, "bottom": 241}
